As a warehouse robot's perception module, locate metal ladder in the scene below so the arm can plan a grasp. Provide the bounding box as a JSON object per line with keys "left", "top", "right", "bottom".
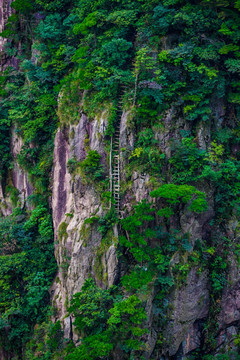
{"left": 110, "top": 86, "right": 126, "bottom": 217}
{"left": 112, "top": 105, "right": 121, "bottom": 215}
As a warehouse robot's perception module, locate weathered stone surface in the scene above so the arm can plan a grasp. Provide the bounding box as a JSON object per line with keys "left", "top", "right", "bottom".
{"left": 0, "top": 129, "right": 33, "bottom": 215}
{"left": 0, "top": 0, "right": 13, "bottom": 53}
{"left": 132, "top": 171, "right": 151, "bottom": 203}
{"left": 0, "top": 182, "right": 12, "bottom": 216}
{"left": 0, "top": 0, "right": 19, "bottom": 70}
{"left": 50, "top": 109, "right": 240, "bottom": 355}
{"left": 219, "top": 278, "right": 240, "bottom": 329}
{"left": 52, "top": 128, "right": 71, "bottom": 233}
{"left": 217, "top": 325, "right": 238, "bottom": 356}
{"left": 11, "top": 130, "right": 33, "bottom": 207}
{"left": 51, "top": 113, "right": 118, "bottom": 337}
{"left": 165, "top": 268, "right": 209, "bottom": 356}
{"left": 119, "top": 110, "right": 134, "bottom": 150}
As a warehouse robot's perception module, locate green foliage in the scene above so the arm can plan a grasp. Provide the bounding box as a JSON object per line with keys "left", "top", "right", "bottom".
{"left": 209, "top": 253, "right": 228, "bottom": 295}
{"left": 169, "top": 137, "right": 207, "bottom": 183}
{"left": 98, "top": 209, "right": 117, "bottom": 237}
{"left": 6, "top": 185, "right": 20, "bottom": 207}
{"left": 68, "top": 279, "right": 113, "bottom": 336}
{"left": 170, "top": 137, "right": 240, "bottom": 219}
{"left": 105, "top": 104, "right": 117, "bottom": 137}
{"left": 129, "top": 128, "right": 166, "bottom": 175}
{"left": 79, "top": 150, "right": 104, "bottom": 181}
{"left": 25, "top": 319, "right": 66, "bottom": 359}
{"left": 107, "top": 295, "right": 147, "bottom": 351}
{"left": 66, "top": 279, "right": 147, "bottom": 359}
{"left": 1, "top": 0, "right": 240, "bottom": 357}
{"left": 150, "top": 184, "right": 208, "bottom": 215}
{"left": 0, "top": 208, "right": 56, "bottom": 356}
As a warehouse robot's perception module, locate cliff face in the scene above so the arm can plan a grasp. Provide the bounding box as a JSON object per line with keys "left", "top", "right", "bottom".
{"left": 51, "top": 115, "right": 119, "bottom": 339}
{"left": 1, "top": 103, "right": 240, "bottom": 358}
{"left": 48, "top": 106, "right": 240, "bottom": 358}
{"left": 1, "top": 0, "right": 240, "bottom": 359}
{"left": 0, "top": 0, "right": 16, "bottom": 70}
{"left": 0, "top": 0, "right": 12, "bottom": 52}
{"left": 0, "top": 128, "right": 33, "bottom": 215}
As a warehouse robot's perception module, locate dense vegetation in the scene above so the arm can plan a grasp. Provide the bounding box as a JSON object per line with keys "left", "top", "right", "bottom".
{"left": 0, "top": 0, "right": 240, "bottom": 358}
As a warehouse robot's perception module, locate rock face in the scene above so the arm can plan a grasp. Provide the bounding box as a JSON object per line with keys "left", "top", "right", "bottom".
{"left": 51, "top": 114, "right": 119, "bottom": 339}
{"left": 0, "top": 129, "right": 33, "bottom": 216}
{"left": 0, "top": 1, "right": 239, "bottom": 352}
{"left": 0, "top": 0, "right": 13, "bottom": 52}
{"left": 11, "top": 129, "right": 33, "bottom": 205}
{"left": 0, "top": 102, "right": 239, "bottom": 357}
{"left": 165, "top": 269, "right": 210, "bottom": 357}
{"left": 0, "top": 0, "right": 16, "bottom": 69}
{"left": 49, "top": 107, "right": 240, "bottom": 358}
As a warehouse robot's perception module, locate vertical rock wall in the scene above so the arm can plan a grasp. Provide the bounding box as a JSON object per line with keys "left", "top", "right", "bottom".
{"left": 50, "top": 105, "right": 240, "bottom": 358}
{"left": 51, "top": 114, "right": 119, "bottom": 339}
{"left": 0, "top": 129, "right": 33, "bottom": 215}
{"left": 0, "top": 0, "right": 14, "bottom": 69}
{"left": 0, "top": 0, "right": 239, "bottom": 354}
{"left": 0, "top": 0, "right": 13, "bottom": 51}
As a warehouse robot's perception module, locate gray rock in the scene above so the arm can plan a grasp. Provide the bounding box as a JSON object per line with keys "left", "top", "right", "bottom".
{"left": 165, "top": 268, "right": 209, "bottom": 356}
